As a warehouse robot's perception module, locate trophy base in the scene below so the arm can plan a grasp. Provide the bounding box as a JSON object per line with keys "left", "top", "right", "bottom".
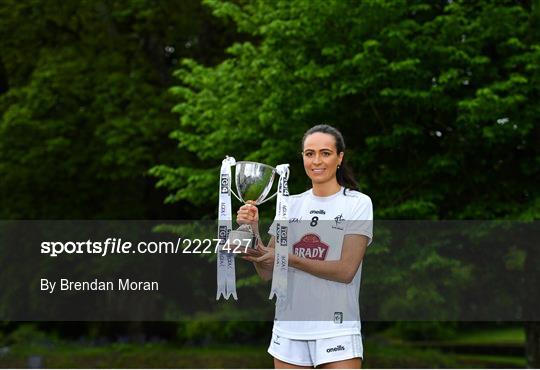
{"left": 227, "top": 229, "right": 257, "bottom": 249}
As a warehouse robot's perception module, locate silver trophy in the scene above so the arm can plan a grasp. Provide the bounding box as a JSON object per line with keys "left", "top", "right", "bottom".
{"left": 228, "top": 161, "right": 277, "bottom": 248}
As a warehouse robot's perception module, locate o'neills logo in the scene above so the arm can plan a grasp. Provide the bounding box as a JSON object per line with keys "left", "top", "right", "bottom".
{"left": 293, "top": 234, "right": 329, "bottom": 260}
{"left": 220, "top": 174, "right": 229, "bottom": 194}
{"left": 326, "top": 345, "right": 345, "bottom": 353}
{"left": 310, "top": 209, "right": 326, "bottom": 215}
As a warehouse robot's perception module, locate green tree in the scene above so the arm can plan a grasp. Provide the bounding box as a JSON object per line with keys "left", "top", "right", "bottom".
{"left": 0, "top": 0, "right": 239, "bottom": 219}
{"left": 155, "top": 0, "right": 540, "bottom": 365}
{"left": 0, "top": 0, "right": 243, "bottom": 345}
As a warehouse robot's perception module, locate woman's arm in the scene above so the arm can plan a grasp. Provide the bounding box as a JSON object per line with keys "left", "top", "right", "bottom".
{"left": 290, "top": 234, "right": 368, "bottom": 284}
{"left": 251, "top": 234, "right": 369, "bottom": 284}
{"left": 237, "top": 205, "right": 370, "bottom": 284}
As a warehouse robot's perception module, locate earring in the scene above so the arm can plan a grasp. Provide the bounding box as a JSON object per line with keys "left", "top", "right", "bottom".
{"left": 337, "top": 165, "right": 341, "bottom": 170}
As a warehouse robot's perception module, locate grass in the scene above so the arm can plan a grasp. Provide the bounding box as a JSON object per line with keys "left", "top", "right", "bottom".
{"left": 0, "top": 341, "right": 461, "bottom": 369}
{"left": 364, "top": 341, "right": 458, "bottom": 368}
{"left": 0, "top": 326, "right": 528, "bottom": 368}
{"left": 455, "top": 354, "right": 526, "bottom": 368}
{"left": 0, "top": 340, "right": 503, "bottom": 369}
{"left": 449, "top": 327, "right": 524, "bottom": 345}
{"left": 0, "top": 343, "right": 274, "bottom": 368}
{"left": 374, "top": 325, "right": 526, "bottom": 368}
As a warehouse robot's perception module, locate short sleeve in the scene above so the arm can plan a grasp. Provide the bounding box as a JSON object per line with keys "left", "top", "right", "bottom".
{"left": 344, "top": 195, "right": 373, "bottom": 246}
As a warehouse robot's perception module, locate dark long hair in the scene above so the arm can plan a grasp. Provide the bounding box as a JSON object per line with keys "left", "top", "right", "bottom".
{"left": 302, "top": 124, "right": 359, "bottom": 194}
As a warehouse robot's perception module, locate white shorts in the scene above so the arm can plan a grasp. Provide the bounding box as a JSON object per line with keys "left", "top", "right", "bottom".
{"left": 267, "top": 332, "right": 363, "bottom": 367}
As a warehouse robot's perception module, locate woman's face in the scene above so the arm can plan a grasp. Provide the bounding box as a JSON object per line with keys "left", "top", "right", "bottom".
{"left": 302, "top": 132, "right": 344, "bottom": 185}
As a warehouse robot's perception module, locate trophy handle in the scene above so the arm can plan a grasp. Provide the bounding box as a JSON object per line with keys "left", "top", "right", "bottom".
{"left": 230, "top": 189, "right": 243, "bottom": 203}
{"left": 257, "top": 191, "right": 277, "bottom": 205}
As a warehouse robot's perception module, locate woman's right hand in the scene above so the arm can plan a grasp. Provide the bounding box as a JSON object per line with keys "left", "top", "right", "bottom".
{"left": 242, "top": 239, "right": 275, "bottom": 281}
{"left": 242, "top": 243, "right": 274, "bottom": 270}
{"left": 236, "top": 200, "right": 259, "bottom": 226}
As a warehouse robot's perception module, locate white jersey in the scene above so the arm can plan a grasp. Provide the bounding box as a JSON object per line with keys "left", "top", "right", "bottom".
{"left": 268, "top": 187, "right": 373, "bottom": 340}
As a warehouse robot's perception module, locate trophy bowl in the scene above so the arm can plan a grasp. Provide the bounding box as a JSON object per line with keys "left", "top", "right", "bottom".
{"left": 235, "top": 161, "right": 276, "bottom": 204}
{"left": 227, "top": 161, "right": 277, "bottom": 249}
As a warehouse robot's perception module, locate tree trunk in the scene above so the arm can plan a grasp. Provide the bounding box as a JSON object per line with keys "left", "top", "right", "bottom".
{"left": 0, "top": 58, "right": 8, "bottom": 94}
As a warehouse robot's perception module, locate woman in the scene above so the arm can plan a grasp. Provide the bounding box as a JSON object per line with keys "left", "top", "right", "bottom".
{"left": 237, "top": 124, "right": 373, "bottom": 369}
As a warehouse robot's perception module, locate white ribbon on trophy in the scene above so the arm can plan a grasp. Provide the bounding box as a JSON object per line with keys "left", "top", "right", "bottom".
{"left": 269, "top": 164, "right": 289, "bottom": 303}
{"left": 216, "top": 156, "right": 237, "bottom": 300}
{"left": 216, "top": 157, "right": 289, "bottom": 301}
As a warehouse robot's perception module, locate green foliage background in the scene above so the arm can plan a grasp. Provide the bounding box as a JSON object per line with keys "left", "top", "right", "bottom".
{"left": 0, "top": 0, "right": 238, "bottom": 218}
{"left": 0, "top": 0, "right": 539, "bottom": 367}
{"left": 154, "top": 0, "right": 539, "bottom": 221}
{"left": 150, "top": 2, "right": 538, "bottom": 364}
